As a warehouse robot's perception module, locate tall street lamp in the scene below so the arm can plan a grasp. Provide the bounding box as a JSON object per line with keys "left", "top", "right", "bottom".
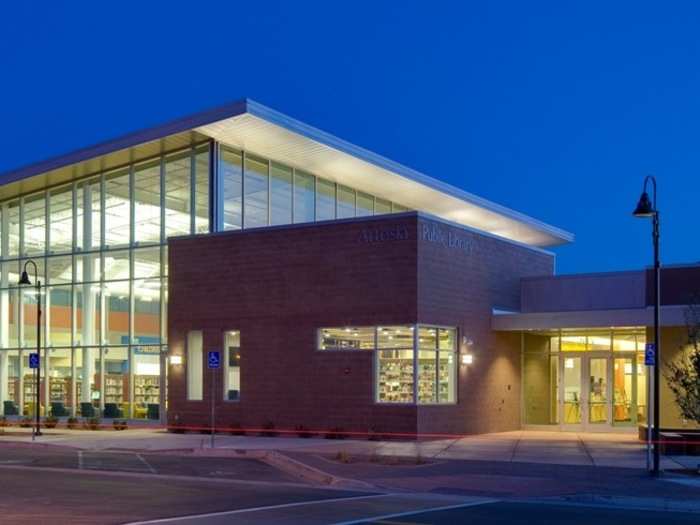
{"left": 19, "top": 260, "right": 41, "bottom": 438}
{"left": 632, "top": 175, "right": 660, "bottom": 476}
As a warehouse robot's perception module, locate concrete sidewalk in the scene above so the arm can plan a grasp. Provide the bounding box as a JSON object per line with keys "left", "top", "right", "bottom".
{"left": 0, "top": 427, "right": 696, "bottom": 470}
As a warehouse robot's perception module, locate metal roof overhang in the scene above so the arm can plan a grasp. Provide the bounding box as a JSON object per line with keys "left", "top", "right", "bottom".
{"left": 492, "top": 305, "right": 687, "bottom": 331}
{"left": 0, "top": 98, "right": 573, "bottom": 247}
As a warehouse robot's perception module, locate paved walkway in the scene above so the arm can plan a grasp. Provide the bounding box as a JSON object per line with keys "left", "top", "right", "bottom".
{"left": 0, "top": 428, "right": 697, "bottom": 470}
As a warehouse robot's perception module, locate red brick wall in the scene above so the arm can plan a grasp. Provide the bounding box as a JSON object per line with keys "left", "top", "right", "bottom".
{"left": 416, "top": 218, "right": 554, "bottom": 434}
{"left": 167, "top": 213, "right": 553, "bottom": 436}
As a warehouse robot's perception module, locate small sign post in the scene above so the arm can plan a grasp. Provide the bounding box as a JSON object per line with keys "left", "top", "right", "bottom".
{"left": 207, "top": 351, "right": 221, "bottom": 448}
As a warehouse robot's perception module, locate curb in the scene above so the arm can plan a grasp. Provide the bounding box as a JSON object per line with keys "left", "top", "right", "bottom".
{"left": 521, "top": 493, "right": 700, "bottom": 513}
{"left": 185, "top": 447, "right": 376, "bottom": 490}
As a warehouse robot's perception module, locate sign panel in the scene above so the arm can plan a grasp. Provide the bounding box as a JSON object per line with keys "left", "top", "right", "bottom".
{"left": 207, "top": 351, "right": 221, "bottom": 369}
{"left": 644, "top": 343, "right": 656, "bottom": 366}
{"left": 28, "top": 353, "right": 39, "bottom": 369}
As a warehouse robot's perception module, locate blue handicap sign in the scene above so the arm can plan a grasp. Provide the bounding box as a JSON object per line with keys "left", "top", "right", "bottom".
{"left": 207, "top": 351, "right": 221, "bottom": 369}
{"left": 28, "top": 353, "right": 39, "bottom": 369}
{"left": 644, "top": 343, "right": 656, "bottom": 366}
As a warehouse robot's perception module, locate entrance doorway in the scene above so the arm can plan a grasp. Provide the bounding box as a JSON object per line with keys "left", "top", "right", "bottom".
{"left": 560, "top": 353, "right": 647, "bottom": 431}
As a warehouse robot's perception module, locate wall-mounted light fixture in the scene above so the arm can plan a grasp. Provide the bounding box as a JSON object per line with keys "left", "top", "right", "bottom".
{"left": 461, "top": 354, "right": 473, "bottom": 365}
{"left": 170, "top": 355, "right": 183, "bottom": 365}
{"left": 461, "top": 336, "right": 474, "bottom": 365}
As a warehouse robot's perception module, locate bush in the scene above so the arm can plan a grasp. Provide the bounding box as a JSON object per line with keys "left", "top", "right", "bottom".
{"left": 83, "top": 417, "right": 101, "bottom": 431}
{"left": 44, "top": 416, "right": 59, "bottom": 429}
{"left": 229, "top": 422, "right": 245, "bottom": 436}
{"left": 66, "top": 417, "right": 79, "bottom": 429}
{"left": 295, "top": 424, "right": 313, "bottom": 438}
{"left": 325, "top": 427, "right": 347, "bottom": 440}
{"left": 19, "top": 417, "right": 32, "bottom": 428}
{"left": 260, "top": 421, "right": 278, "bottom": 437}
{"left": 113, "top": 420, "right": 128, "bottom": 431}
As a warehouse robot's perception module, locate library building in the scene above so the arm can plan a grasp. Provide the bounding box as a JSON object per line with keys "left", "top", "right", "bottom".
{"left": 1, "top": 98, "right": 698, "bottom": 435}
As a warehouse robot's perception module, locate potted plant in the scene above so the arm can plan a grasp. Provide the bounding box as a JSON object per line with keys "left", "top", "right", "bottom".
{"left": 66, "top": 417, "right": 79, "bottom": 430}
{"left": 44, "top": 416, "right": 59, "bottom": 429}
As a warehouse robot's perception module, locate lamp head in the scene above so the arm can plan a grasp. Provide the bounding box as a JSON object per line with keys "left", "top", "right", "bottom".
{"left": 633, "top": 191, "right": 655, "bottom": 217}
{"left": 18, "top": 271, "right": 31, "bottom": 286}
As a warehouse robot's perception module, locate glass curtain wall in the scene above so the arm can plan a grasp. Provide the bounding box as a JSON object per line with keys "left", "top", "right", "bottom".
{"left": 218, "top": 145, "right": 410, "bottom": 230}
{"left": 0, "top": 143, "right": 210, "bottom": 418}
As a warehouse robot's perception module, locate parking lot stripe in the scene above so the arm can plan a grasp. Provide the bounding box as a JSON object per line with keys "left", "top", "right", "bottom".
{"left": 126, "top": 494, "right": 388, "bottom": 524}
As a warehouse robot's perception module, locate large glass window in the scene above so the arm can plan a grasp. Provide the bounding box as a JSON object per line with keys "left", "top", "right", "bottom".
{"left": 187, "top": 330, "right": 203, "bottom": 401}
{"left": 7, "top": 201, "right": 20, "bottom": 257}
{"left": 134, "top": 160, "right": 161, "bottom": 245}
{"left": 103, "top": 346, "right": 128, "bottom": 417}
{"left": 48, "top": 348, "right": 72, "bottom": 416}
{"left": 270, "top": 162, "right": 292, "bottom": 226}
{"left": 224, "top": 330, "right": 240, "bottom": 401}
{"left": 132, "top": 345, "right": 160, "bottom": 419}
{"left": 23, "top": 193, "right": 46, "bottom": 256}
{"left": 318, "top": 327, "right": 374, "bottom": 350}
{"left": 337, "top": 185, "right": 355, "bottom": 219}
{"left": 356, "top": 192, "right": 374, "bottom": 217}
{"left": 315, "top": 178, "right": 336, "bottom": 221}
{"left": 220, "top": 146, "right": 243, "bottom": 230}
{"left": 49, "top": 186, "right": 73, "bottom": 253}
{"left": 194, "top": 146, "right": 210, "bottom": 234}
{"left": 293, "top": 170, "right": 315, "bottom": 224}
{"left": 104, "top": 169, "right": 131, "bottom": 248}
{"left": 103, "top": 281, "right": 129, "bottom": 345}
{"left": 76, "top": 177, "right": 101, "bottom": 251}
{"left": 243, "top": 154, "right": 269, "bottom": 229}
{"left": 47, "top": 285, "right": 72, "bottom": 347}
{"left": 133, "top": 279, "right": 160, "bottom": 344}
{"left": 164, "top": 151, "right": 192, "bottom": 239}
{"left": 317, "top": 324, "right": 456, "bottom": 405}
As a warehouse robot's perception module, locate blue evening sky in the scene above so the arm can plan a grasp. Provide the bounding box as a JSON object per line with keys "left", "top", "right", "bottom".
{"left": 1, "top": 1, "right": 698, "bottom": 274}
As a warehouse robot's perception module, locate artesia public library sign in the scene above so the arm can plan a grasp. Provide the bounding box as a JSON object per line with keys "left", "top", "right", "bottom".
{"left": 357, "top": 220, "right": 473, "bottom": 254}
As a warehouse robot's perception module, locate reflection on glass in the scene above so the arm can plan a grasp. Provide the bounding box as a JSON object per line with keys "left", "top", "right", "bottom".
{"left": 76, "top": 177, "right": 101, "bottom": 250}
{"left": 563, "top": 357, "right": 581, "bottom": 423}
{"left": 164, "top": 151, "right": 192, "bottom": 238}
{"left": 132, "top": 346, "right": 160, "bottom": 419}
{"left": 377, "top": 350, "right": 414, "bottom": 403}
{"left": 244, "top": 154, "right": 269, "bottom": 228}
{"left": 195, "top": 146, "right": 210, "bottom": 234}
{"left": 588, "top": 358, "right": 607, "bottom": 423}
{"left": 133, "top": 247, "right": 160, "bottom": 279}
{"left": 103, "top": 347, "right": 128, "bottom": 417}
{"left": 23, "top": 193, "right": 46, "bottom": 256}
{"left": 49, "top": 186, "right": 73, "bottom": 253}
{"left": 47, "top": 286, "right": 71, "bottom": 347}
{"left": 224, "top": 331, "right": 240, "bottom": 401}
{"left": 103, "top": 281, "right": 129, "bottom": 345}
{"left": 104, "top": 169, "right": 131, "bottom": 247}
{"left": 7, "top": 201, "right": 20, "bottom": 257}
{"left": 134, "top": 160, "right": 161, "bottom": 244}
{"left": 48, "top": 348, "right": 72, "bottom": 415}
{"left": 133, "top": 279, "right": 160, "bottom": 344}
{"left": 293, "top": 170, "right": 314, "bottom": 224}
{"left": 614, "top": 357, "right": 633, "bottom": 423}
{"left": 337, "top": 185, "right": 355, "bottom": 219}
{"left": 375, "top": 198, "right": 391, "bottom": 215}
{"left": 270, "top": 162, "right": 292, "bottom": 226}
{"left": 319, "top": 327, "right": 374, "bottom": 350}
{"left": 316, "top": 178, "right": 336, "bottom": 221}
{"left": 221, "top": 146, "right": 242, "bottom": 230}
{"left": 356, "top": 192, "right": 374, "bottom": 217}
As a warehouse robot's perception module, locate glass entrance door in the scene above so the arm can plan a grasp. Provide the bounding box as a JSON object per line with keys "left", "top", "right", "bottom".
{"left": 560, "top": 354, "right": 612, "bottom": 430}
{"left": 613, "top": 355, "right": 647, "bottom": 426}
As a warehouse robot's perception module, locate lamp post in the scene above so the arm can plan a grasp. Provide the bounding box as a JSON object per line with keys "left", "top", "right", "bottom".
{"left": 19, "top": 260, "right": 41, "bottom": 438}
{"left": 632, "top": 175, "right": 660, "bottom": 476}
